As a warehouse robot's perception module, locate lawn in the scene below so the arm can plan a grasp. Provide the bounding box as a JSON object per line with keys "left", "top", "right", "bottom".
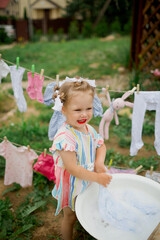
{"left": 1, "top": 35, "right": 130, "bottom": 81}
{"left": 0, "top": 36, "right": 159, "bottom": 239}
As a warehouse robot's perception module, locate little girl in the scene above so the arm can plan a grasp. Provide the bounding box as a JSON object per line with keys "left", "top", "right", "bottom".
{"left": 50, "top": 77, "right": 112, "bottom": 240}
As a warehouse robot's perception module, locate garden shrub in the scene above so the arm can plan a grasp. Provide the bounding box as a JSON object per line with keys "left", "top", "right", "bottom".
{"left": 47, "top": 27, "right": 54, "bottom": 41}
{"left": 81, "top": 20, "right": 92, "bottom": 38}
{"left": 0, "top": 28, "right": 14, "bottom": 44}
{"left": 94, "top": 20, "right": 108, "bottom": 37}
{"left": 110, "top": 17, "right": 121, "bottom": 33}
{"left": 68, "top": 21, "right": 79, "bottom": 39}
{"left": 123, "top": 17, "right": 132, "bottom": 34}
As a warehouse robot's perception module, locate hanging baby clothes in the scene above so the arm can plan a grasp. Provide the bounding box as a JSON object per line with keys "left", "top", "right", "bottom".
{"left": 106, "top": 167, "right": 136, "bottom": 174}
{"left": 33, "top": 153, "right": 56, "bottom": 182}
{"left": 0, "top": 59, "right": 10, "bottom": 83}
{"left": 0, "top": 139, "right": 38, "bottom": 187}
{"left": 43, "top": 81, "right": 66, "bottom": 140}
{"left": 9, "top": 65, "right": 27, "bottom": 112}
{"left": 130, "top": 92, "right": 160, "bottom": 156}
{"left": 27, "top": 72, "right": 44, "bottom": 103}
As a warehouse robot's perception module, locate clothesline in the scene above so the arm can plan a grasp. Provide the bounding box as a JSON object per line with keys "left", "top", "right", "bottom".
{"left": 0, "top": 137, "right": 42, "bottom": 154}
{"left": 0, "top": 136, "right": 142, "bottom": 171}
{"left": 1, "top": 57, "right": 128, "bottom": 93}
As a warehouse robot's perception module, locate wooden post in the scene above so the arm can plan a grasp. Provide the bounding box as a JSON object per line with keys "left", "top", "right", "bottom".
{"left": 147, "top": 223, "right": 160, "bottom": 240}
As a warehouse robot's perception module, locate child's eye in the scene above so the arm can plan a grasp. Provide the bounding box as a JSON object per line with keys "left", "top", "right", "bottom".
{"left": 74, "top": 109, "right": 81, "bottom": 111}
{"left": 87, "top": 107, "right": 92, "bottom": 110}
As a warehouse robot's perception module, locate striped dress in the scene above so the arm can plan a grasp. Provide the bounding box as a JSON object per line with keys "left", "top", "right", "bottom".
{"left": 50, "top": 123, "right": 103, "bottom": 215}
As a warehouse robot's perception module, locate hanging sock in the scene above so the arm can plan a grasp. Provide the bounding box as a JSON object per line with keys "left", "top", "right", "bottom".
{"left": 27, "top": 72, "right": 44, "bottom": 103}
{"left": 27, "top": 72, "right": 36, "bottom": 99}
{"left": 35, "top": 73, "right": 44, "bottom": 103}
{"left": 0, "top": 139, "right": 38, "bottom": 187}
{"left": 9, "top": 65, "right": 27, "bottom": 112}
{"left": 0, "top": 59, "right": 10, "bottom": 83}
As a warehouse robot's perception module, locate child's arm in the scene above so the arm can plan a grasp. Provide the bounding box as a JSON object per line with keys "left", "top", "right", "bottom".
{"left": 59, "top": 150, "right": 112, "bottom": 187}
{"left": 94, "top": 144, "right": 106, "bottom": 173}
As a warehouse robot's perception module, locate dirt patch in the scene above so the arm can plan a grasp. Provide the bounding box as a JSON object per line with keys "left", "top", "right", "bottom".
{"left": 0, "top": 77, "right": 160, "bottom": 239}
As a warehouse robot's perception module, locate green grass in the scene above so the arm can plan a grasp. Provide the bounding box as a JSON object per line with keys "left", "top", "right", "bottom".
{"left": 1, "top": 36, "right": 131, "bottom": 81}
{"left": 0, "top": 36, "right": 159, "bottom": 239}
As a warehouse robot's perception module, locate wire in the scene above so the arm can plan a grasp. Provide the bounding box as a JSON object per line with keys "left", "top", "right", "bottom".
{"left": 2, "top": 58, "right": 54, "bottom": 81}
{"left": 0, "top": 137, "right": 43, "bottom": 154}
{"left": 2, "top": 57, "right": 127, "bottom": 93}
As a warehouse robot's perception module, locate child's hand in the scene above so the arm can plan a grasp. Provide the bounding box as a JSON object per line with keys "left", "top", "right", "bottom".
{"left": 94, "top": 162, "right": 106, "bottom": 173}
{"left": 97, "top": 173, "right": 112, "bottom": 187}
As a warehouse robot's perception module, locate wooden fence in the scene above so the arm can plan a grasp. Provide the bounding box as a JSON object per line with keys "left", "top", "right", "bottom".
{"left": 130, "top": 0, "right": 160, "bottom": 72}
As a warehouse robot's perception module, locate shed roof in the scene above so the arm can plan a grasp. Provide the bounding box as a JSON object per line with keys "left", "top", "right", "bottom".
{"left": 0, "top": 0, "right": 10, "bottom": 9}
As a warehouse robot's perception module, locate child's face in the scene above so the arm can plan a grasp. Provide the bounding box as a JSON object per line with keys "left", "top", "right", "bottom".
{"left": 62, "top": 91, "right": 93, "bottom": 132}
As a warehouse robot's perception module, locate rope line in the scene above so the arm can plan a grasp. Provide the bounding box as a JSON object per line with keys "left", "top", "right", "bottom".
{"left": 2, "top": 57, "right": 128, "bottom": 93}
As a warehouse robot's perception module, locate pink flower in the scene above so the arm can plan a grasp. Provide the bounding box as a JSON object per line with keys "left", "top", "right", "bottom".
{"left": 151, "top": 69, "right": 160, "bottom": 77}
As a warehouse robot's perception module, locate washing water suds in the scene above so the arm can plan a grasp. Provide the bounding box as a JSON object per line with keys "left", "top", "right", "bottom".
{"left": 98, "top": 186, "right": 160, "bottom": 240}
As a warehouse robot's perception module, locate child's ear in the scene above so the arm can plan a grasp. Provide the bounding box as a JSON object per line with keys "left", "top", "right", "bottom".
{"left": 61, "top": 106, "right": 65, "bottom": 115}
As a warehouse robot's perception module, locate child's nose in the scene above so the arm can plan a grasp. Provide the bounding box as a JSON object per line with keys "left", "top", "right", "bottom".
{"left": 81, "top": 111, "right": 87, "bottom": 117}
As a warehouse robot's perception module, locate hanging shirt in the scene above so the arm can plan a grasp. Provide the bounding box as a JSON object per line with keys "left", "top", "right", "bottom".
{"left": 0, "top": 140, "right": 38, "bottom": 187}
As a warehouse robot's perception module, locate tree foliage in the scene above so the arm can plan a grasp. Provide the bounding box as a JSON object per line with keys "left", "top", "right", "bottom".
{"left": 65, "top": 0, "right": 133, "bottom": 32}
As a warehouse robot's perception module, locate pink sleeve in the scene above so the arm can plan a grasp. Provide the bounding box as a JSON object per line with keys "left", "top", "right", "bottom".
{"left": 28, "top": 149, "right": 38, "bottom": 164}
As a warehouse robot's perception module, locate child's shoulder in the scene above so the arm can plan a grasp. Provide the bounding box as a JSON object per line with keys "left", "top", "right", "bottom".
{"left": 87, "top": 124, "right": 98, "bottom": 135}
{"left": 54, "top": 123, "right": 75, "bottom": 139}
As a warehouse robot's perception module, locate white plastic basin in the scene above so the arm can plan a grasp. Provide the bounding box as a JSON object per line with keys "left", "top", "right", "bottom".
{"left": 75, "top": 174, "right": 160, "bottom": 240}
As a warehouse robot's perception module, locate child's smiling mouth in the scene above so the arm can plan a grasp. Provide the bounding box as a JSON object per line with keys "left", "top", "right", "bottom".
{"left": 77, "top": 119, "right": 87, "bottom": 124}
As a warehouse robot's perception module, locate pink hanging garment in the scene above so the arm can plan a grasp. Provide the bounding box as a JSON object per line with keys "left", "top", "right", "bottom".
{"left": 35, "top": 73, "right": 44, "bottom": 103}
{"left": 27, "top": 72, "right": 44, "bottom": 103}
{"left": 106, "top": 167, "right": 136, "bottom": 174}
{"left": 33, "top": 153, "right": 56, "bottom": 182}
{"left": 0, "top": 140, "right": 38, "bottom": 187}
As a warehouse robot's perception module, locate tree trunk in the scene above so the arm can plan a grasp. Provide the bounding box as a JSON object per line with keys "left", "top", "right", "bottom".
{"left": 93, "top": 0, "right": 112, "bottom": 28}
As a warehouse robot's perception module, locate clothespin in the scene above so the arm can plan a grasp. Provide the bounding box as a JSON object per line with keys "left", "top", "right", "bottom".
{"left": 40, "top": 69, "right": 44, "bottom": 80}
{"left": 102, "top": 84, "right": 109, "bottom": 95}
{"left": 105, "top": 84, "right": 109, "bottom": 92}
{"left": 27, "top": 145, "right": 30, "bottom": 151}
{"left": 4, "top": 136, "right": 7, "bottom": 142}
{"left": 16, "top": 57, "right": 19, "bottom": 70}
{"left": 44, "top": 148, "right": 47, "bottom": 157}
{"left": 137, "top": 84, "right": 139, "bottom": 94}
{"left": 32, "top": 64, "right": 35, "bottom": 78}
{"left": 150, "top": 166, "right": 154, "bottom": 175}
{"left": 56, "top": 74, "right": 59, "bottom": 86}
{"left": 130, "top": 86, "right": 137, "bottom": 94}
{"left": 108, "top": 159, "right": 112, "bottom": 169}
{"left": 134, "top": 165, "right": 143, "bottom": 173}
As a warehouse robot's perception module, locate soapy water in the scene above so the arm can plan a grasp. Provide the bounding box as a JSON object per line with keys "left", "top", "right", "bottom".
{"left": 75, "top": 175, "right": 160, "bottom": 240}
{"left": 98, "top": 186, "right": 160, "bottom": 234}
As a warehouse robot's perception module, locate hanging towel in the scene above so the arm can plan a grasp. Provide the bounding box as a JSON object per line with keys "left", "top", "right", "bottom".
{"left": 9, "top": 65, "right": 27, "bottom": 112}
{"left": 0, "top": 140, "right": 38, "bottom": 187}
{"left": 0, "top": 59, "right": 10, "bottom": 83}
